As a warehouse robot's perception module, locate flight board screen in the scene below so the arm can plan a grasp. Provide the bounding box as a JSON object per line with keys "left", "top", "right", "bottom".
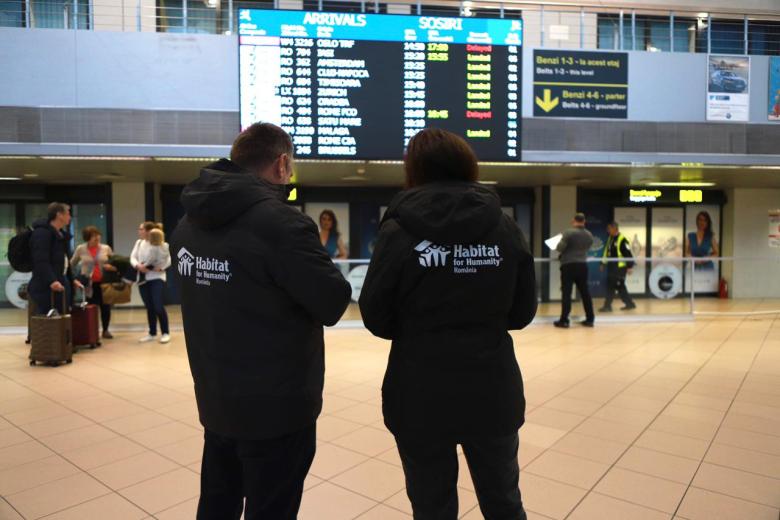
{"left": 239, "top": 10, "right": 522, "bottom": 161}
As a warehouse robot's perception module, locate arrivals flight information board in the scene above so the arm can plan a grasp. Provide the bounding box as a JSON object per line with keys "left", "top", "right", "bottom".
{"left": 239, "top": 10, "right": 522, "bottom": 161}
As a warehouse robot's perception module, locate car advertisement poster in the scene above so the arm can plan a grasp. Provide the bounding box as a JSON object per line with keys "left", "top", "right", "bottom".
{"left": 769, "top": 57, "right": 780, "bottom": 121}
{"left": 707, "top": 55, "right": 750, "bottom": 122}
{"left": 533, "top": 50, "right": 628, "bottom": 118}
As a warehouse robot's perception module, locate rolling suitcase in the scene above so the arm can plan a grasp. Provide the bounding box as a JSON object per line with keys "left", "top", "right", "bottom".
{"left": 29, "top": 292, "right": 73, "bottom": 367}
{"left": 72, "top": 291, "right": 100, "bottom": 350}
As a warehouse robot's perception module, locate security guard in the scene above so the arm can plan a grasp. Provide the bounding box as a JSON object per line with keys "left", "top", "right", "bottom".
{"left": 600, "top": 221, "right": 636, "bottom": 312}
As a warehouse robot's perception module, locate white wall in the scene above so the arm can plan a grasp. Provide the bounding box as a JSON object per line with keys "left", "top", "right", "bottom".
{"left": 0, "top": 28, "right": 238, "bottom": 110}
{"left": 112, "top": 182, "right": 146, "bottom": 305}
{"left": 731, "top": 188, "right": 780, "bottom": 298}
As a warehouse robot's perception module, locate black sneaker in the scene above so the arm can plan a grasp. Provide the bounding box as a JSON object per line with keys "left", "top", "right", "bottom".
{"left": 580, "top": 320, "right": 595, "bottom": 327}
{"left": 599, "top": 306, "right": 613, "bottom": 312}
{"left": 553, "top": 320, "right": 570, "bottom": 329}
{"left": 621, "top": 303, "right": 637, "bottom": 310}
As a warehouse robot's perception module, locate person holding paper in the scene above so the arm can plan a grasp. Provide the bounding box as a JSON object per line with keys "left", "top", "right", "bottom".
{"left": 554, "top": 213, "right": 595, "bottom": 328}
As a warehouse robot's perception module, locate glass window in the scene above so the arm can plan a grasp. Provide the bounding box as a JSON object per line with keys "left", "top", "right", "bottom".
{"left": 157, "top": 0, "right": 219, "bottom": 33}
{"left": 709, "top": 19, "right": 746, "bottom": 54}
{"left": 30, "top": 0, "right": 88, "bottom": 29}
{"left": 597, "top": 14, "right": 620, "bottom": 50}
{"left": 24, "top": 203, "right": 49, "bottom": 227}
{"left": 672, "top": 18, "right": 696, "bottom": 53}
{"left": 0, "top": 0, "right": 24, "bottom": 27}
{"left": 749, "top": 20, "right": 780, "bottom": 56}
{"left": 70, "top": 203, "right": 108, "bottom": 251}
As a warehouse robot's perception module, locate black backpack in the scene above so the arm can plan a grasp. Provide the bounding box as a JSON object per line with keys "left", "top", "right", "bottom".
{"left": 7, "top": 228, "right": 34, "bottom": 272}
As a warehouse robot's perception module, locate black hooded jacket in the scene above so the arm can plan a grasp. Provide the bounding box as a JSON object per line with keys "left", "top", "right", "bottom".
{"left": 359, "top": 181, "right": 537, "bottom": 438}
{"left": 28, "top": 219, "right": 71, "bottom": 300}
{"left": 172, "top": 159, "right": 352, "bottom": 440}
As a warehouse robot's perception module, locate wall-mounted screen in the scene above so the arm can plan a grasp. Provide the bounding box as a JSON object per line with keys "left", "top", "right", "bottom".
{"left": 239, "top": 10, "right": 522, "bottom": 161}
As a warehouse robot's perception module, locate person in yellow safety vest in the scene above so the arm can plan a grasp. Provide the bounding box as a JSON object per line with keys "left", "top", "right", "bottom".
{"left": 599, "top": 221, "right": 636, "bottom": 312}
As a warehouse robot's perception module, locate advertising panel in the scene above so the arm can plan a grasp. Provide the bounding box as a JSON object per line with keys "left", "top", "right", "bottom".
{"left": 533, "top": 50, "right": 628, "bottom": 118}
{"left": 769, "top": 57, "right": 780, "bottom": 121}
{"left": 650, "top": 207, "right": 683, "bottom": 299}
{"left": 684, "top": 205, "right": 720, "bottom": 294}
{"left": 613, "top": 207, "right": 647, "bottom": 294}
{"left": 707, "top": 55, "right": 750, "bottom": 122}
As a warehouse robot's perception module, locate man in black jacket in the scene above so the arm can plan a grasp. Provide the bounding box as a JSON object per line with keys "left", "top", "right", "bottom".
{"left": 171, "top": 123, "right": 352, "bottom": 520}
{"left": 28, "top": 202, "right": 78, "bottom": 315}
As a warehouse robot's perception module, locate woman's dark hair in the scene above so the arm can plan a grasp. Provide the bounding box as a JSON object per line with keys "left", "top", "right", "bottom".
{"left": 696, "top": 211, "right": 713, "bottom": 238}
{"left": 404, "top": 128, "right": 479, "bottom": 188}
{"left": 319, "top": 209, "right": 340, "bottom": 238}
{"left": 82, "top": 226, "right": 101, "bottom": 242}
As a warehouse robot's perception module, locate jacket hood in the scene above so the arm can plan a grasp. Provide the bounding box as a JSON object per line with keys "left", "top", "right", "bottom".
{"left": 181, "top": 159, "right": 289, "bottom": 229}
{"left": 32, "top": 219, "right": 51, "bottom": 230}
{"left": 385, "top": 181, "right": 503, "bottom": 245}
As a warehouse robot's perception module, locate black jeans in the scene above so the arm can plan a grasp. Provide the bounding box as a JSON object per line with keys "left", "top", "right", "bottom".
{"left": 604, "top": 266, "right": 634, "bottom": 308}
{"left": 138, "top": 279, "right": 169, "bottom": 335}
{"left": 396, "top": 432, "right": 526, "bottom": 520}
{"left": 197, "top": 425, "right": 316, "bottom": 520}
{"left": 87, "top": 282, "right": 111, "bottom": 332}
{"left": 560, "top": 263, "right": 594, "bottom": 322}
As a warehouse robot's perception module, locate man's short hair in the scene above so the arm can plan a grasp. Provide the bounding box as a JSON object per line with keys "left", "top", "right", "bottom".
{"left": 607, "top": 221, "right": 619, "bottom": 229}
{"left": 230, "top": 122, "right": 293, "bottom": 173}
{"left": 573, "top": 212, "right": 586, "bottom": 223}
{"left": 47, "top": 202, "right": 70, "bottom": 222}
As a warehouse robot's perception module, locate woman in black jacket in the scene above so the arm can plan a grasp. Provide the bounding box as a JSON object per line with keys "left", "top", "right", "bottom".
{"left": 359, "top": 129, "right": 537, "bottom": 520}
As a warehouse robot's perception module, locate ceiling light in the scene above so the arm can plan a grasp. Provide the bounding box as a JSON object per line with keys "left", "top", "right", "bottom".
{"left": 41, "top": 155, "right": 151, "bottom": 161}
{"left": 341, "top": 175, "right": 368, "bottom": 181}
{"left": 646, "top": 181, "right": 716, "bottom": 187}
{"left": 0, "top": 177, "right": 21, "bottom": 181}
{"left": 23, "top": 173, "right": 39, "bottom": 178}
{"left": 478, "top": 180, "right": 498, "bottom": 185}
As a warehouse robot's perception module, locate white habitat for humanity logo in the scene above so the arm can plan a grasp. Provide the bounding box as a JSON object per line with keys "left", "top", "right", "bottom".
{"left": 177, "top": 247, "right": 232, "bottom": 286}
{"left": 414, "top": 241, "right": 503, "bottom": 274}
{"left": 415, "top": 240, "right": 451, "bottom": 267}
{"left": 177, "top": 248, "right": 194, "bottom": 276}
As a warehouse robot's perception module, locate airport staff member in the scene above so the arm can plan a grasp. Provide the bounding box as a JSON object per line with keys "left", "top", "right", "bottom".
{"left": 172, "top": 122, "right": 352, "bottom": 520}
{"left": 554, "top": 212, "right": 595, "bottom": 328}
{"left": 600, "top": 221, "right": 636, "bottom": 312}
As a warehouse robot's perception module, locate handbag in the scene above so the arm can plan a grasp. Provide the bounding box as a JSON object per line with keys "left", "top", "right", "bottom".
{"left": 101, "top": 281, "right": 132, "bottom": 305}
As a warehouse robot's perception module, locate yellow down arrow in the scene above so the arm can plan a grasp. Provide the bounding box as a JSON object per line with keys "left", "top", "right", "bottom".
{"left": 535, "top": 89, "right": 559, "bottom": 112}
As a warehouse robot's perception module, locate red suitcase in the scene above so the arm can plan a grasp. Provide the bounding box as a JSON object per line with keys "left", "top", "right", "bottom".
{"left": 71, "top": 292, "right": 101, "bottom": 350}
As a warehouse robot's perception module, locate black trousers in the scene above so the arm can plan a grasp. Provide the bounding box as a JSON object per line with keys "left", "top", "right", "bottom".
{"left": 604, "top": 267, "right": 634, "bottom": 308}
{"left": 396, "top": 432, "right": 526, "bottom": 520}
{"left": 560, "top": 263, "right": 594, "bottom": 322}
{"left": 87, "top": 282, "right": 111, "bottom": 332}
{"left": 197, "top": 425, "right": 316, "bottom": 520}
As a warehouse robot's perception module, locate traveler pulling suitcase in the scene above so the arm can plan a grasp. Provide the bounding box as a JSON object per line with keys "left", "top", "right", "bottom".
{"left": 72, "top": 290, "right": 100, "bottom": 350}
{"left": 29, "top": 292, "right": 73, "bottom": 366}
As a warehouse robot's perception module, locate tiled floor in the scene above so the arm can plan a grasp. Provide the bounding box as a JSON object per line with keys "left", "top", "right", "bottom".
{"left": 0, "top": 316, "right": 778, "bottom": 519}
{"left": 2, "top": 298, "right": 780, "bottom": 328}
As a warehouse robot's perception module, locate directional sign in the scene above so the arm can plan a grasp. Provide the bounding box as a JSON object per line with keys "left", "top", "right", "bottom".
{"left": 533, "top": 50, "right": 628, "bottom": 118}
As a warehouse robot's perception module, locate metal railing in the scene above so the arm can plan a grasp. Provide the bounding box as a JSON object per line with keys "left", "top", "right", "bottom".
{"left": 1, "top": 0, "right": 779, "bottom": 56}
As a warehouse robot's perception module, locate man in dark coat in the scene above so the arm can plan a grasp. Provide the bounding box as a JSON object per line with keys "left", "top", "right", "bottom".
{"left": 28, "top": 202, "right": 77, "bottom": 315}
{"left": 171, "top": 122, "right": 352, "bottom": 520}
